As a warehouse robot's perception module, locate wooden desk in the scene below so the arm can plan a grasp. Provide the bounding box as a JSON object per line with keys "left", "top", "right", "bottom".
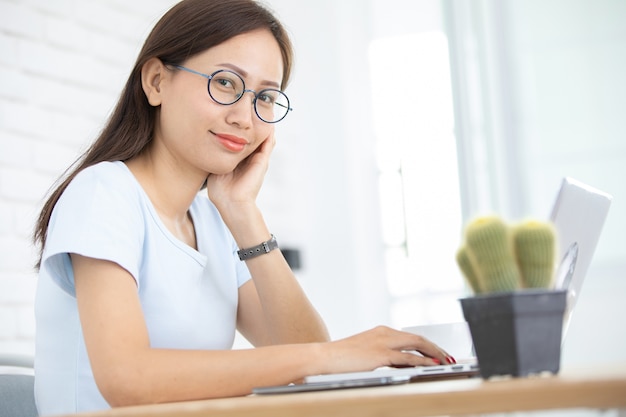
{"left": 63, "top": 366, "right": 626, "bottom": 417}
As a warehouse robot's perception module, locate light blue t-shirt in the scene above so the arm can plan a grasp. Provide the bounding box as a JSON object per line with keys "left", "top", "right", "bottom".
{"left": 34, "top": 161, "right": 251, "bottom": 416}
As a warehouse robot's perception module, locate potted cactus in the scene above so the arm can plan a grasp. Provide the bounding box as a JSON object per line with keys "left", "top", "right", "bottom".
{"left": 456, "top": 216, "right": 567, "bottom": 379}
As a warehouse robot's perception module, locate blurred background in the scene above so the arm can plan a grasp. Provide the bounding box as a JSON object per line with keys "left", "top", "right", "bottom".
{"left": 0, "top": 0, "right": 624, "bottom": 368}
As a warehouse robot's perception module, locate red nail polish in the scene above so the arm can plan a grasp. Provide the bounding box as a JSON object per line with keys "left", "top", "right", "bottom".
{"left": 448, "top": 356, "right": 457, "bottom": 364}
{"left": 432, "top": 358, "right": 441, "bottom": 365}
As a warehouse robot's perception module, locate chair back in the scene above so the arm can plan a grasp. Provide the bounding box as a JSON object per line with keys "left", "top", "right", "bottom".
{"left": 0, "top": 354, "right": 38, "bottom": 417}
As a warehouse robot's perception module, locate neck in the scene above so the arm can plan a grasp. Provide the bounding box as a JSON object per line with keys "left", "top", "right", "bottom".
{"left": 125, "top": 151, "right": 205, "bottom": 223}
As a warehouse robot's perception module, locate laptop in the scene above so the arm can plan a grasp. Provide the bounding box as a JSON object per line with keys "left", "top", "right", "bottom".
{"left": 253, "top": 177, "right": 612, "bottom": 395}
{"left": 549, "top": 177, "right": 612, "bottom": 339}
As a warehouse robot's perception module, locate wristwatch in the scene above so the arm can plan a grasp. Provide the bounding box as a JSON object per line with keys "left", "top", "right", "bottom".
{"left": 237, "top": 235, "right": 278, "bottom": 261}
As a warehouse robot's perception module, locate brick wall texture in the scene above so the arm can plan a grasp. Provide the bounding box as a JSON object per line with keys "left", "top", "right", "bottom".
{"left": 0, "top": 0, "right": 177, "bottom": 355}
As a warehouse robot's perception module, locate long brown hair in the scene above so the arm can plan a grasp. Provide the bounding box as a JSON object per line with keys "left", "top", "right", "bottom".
{"left": 33, "top": 0, "right": 293, "bottom": 268}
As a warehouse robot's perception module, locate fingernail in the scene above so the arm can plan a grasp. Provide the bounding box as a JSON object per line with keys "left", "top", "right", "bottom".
{"left": 432, "top": 358, "right": 441, "bottom": 365}
{"left": 447, "top": 356, "right": 457, "bottom": 364}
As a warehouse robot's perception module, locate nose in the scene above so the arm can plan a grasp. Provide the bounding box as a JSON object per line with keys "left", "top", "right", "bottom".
{"left": 226, "top": 91, "right": 256, "bottom": 127}
{"left": 241, "top": 89, "right": 258, "bottom": 105}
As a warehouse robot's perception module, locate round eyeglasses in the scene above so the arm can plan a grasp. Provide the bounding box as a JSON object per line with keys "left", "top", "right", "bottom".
{"left": 168, "top": 64, "right": 292, "bottom": 123}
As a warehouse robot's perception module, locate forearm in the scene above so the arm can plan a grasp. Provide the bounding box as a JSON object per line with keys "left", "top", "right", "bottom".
{"left": 99, "top": 343, "right": 325, "bottom": 406}
{"left": 221, "top": 204, "right": 330, "bottom": 344}
{"left": 244, "top": 250, "right": 330, "bottom": 344}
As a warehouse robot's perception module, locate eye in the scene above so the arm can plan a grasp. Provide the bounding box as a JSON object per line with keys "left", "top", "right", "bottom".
{"left": 213, "top": 76, "right": 237, "bottom": 91}
{"left": 257, "top": 90, "right": 278, "bottom": 106}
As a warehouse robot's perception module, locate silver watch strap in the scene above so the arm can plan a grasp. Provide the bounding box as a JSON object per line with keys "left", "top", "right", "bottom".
{"left": 237, "top": 235, "right": 278, "bottom": 260}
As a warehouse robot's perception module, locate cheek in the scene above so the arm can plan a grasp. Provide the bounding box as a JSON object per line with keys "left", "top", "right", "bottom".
{"left": 160, "top": 93, "right": 215, "bottom": 133}
{"left": 257, "top": 125, "right": 274, "bottom": 142}
{"left": 164, "top": 78, "right": 211, "bottom": 115}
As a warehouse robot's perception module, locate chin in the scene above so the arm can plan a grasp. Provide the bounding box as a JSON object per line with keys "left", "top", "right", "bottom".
{"left": 208, "top": 163, "right": 240, "bottom": 176}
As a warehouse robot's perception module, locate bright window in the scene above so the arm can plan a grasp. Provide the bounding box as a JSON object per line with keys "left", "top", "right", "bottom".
{"left": 369, "top": 32, "right": 466, "bottom": 328}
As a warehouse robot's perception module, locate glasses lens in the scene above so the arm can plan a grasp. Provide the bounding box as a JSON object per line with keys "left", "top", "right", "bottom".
{"left": 208, "top": 70, "right": 245, "bottom": 105}
{"left": 207, "top": 70, "right": 291, "bottom": 123}
{"left": 255, "top": 89, "right": 290, "bottom": 123}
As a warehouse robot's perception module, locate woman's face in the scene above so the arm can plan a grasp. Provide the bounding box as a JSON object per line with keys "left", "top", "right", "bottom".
{"left": 155, "top": 29, "right": 284, "bottom": 176}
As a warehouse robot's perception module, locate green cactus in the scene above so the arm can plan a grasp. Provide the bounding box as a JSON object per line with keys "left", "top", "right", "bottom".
{"left": 455, "top": 245, "right": 483, "bottom": 294}
{"left": 513, "top": 220, "right": 557, "bottom": 289}
{"left": 463, "top": 216, "right": 521, "bottom": 293}
{"left": 456, "top": 215, "right": 557, "bottom": 295}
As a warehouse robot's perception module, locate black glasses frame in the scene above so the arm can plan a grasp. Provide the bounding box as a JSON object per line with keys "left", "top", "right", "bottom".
{"left": 167, "top": 64, "right": 292, "bottom": 123}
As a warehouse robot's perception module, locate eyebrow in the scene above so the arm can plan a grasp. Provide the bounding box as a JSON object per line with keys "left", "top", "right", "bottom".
{"left": 217, "top": 63, "right": 281, "bottom": 89}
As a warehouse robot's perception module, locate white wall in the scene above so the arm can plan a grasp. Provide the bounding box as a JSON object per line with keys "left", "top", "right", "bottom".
{"left": 1, "top": 0, "right": 625, "bottom": 370}
{"left": 257, "top": 0, "right": 391, "bottom": 339}
{"left": 250, "top": 0, "right": 626, "bottom": 365}
{"left": 501, "top": 0, "right": 626, "bottom": 366}
{"left": 446, "top": 0, "right": 626, "bottom": 366}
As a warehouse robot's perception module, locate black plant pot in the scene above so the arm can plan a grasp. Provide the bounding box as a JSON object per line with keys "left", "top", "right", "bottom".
{"left": 460, "top": 289, "right": 567, "bottom": 379}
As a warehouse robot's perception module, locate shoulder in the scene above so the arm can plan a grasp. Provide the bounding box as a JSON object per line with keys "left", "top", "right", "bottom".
{"left": 60, "top": 161, "right": 143, "bottom": 210}
{"left": 69, "top": 161, "right": 136, "bottom": 193}
{"left": 52, "top": 161, "right": 147, "bottom": 236}
{"left": 43, "top": 162, "right": 148, "bottom": 291}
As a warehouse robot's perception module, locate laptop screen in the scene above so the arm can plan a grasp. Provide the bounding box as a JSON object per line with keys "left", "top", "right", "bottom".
{"left": 549, "top": 177, "right": 612, "bottom": 338}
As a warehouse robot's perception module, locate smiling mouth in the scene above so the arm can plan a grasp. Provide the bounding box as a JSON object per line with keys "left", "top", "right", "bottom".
{"left": 213, "top": 132, "right": 248, "bottom": 152}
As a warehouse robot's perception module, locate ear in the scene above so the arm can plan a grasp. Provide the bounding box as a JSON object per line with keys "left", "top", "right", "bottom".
{"left": 141, "top": 57, "right": 166, "bottom": 106}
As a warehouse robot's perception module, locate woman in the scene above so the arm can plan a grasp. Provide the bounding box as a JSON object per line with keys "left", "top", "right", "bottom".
{"left": 32, "top": 0, "right": 453, "bottom": 415}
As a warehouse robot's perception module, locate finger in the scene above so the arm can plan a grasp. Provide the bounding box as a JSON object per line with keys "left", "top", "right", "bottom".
{"left": 407, "top": 349, "right": 454, "bottom": 366}
{"left": 402, "top": 334, "right": 453, "bottom": 365}
{"left": 413, "top": 345, "right": 452, "bottom": 364}
{"left": 259, "top": 132, "right": 276, "bottom": 154}
{"left": 246, "top": 133, "right": 274, "bottom": 166}
{"left": 389, "top": 351, "right": 443, "bottom": 368}
{"left": 373, "top": 327, "right": 451, "bottom": 365}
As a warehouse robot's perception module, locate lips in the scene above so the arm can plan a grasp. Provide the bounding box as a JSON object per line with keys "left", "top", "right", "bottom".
{"left": 214, "top": 133, "right": 248, "bottom": 152}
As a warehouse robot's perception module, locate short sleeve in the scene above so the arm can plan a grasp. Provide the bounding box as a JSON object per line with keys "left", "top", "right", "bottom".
{"left": 41, "top": 162, "right": 145, "bottom": 296}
